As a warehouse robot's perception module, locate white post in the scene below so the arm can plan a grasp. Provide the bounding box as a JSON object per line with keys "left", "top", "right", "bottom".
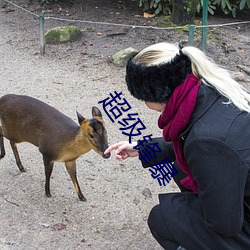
{"left": 0, "top": 0, "right": 5, "bottom": 8}
{"left": 39, "top": 11, "right": 45, "bottom": 55}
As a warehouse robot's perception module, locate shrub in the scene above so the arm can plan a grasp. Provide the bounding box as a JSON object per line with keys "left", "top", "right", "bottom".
{"left": 135, "top": 0, "right": 250, "bottom": 17}
{"left": 134, "top": 0, "right": 172, "bottom": 15}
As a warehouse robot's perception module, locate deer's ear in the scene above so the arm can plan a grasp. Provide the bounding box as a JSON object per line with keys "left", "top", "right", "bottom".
{"left": 76, "top": 111, "right": 85, "bottom": 125}
{"left": 92, "top": 106, "right": 102, "bottom": 118}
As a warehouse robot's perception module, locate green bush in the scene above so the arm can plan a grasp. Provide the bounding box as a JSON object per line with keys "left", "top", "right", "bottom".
{"left": 134, "top": 0, "right": 172, "bottom": 15}
{"left": 135, "top": 0, "right": 250, "bottom": 17}
{"left": 212, "top": 0, "right": 250, "bottom": 17}
{"left": 196, "top": 0, "right": 216, "bottom": 15}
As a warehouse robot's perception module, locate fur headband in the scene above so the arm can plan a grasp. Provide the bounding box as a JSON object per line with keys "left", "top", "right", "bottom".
{"left": 125, "top": 51, "right": 192, "bottom": 103}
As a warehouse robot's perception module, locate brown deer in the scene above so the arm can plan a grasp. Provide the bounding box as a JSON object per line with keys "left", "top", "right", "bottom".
{"left": 0, "top": 94, "right": 110, "bottom": 201}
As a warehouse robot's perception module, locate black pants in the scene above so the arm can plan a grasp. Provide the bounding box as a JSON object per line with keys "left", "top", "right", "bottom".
{"left": 148, "top": 204, "right": 180, "bottom": 249}
{"left": 148, "top": 162, "right": 188, "bottom": 250}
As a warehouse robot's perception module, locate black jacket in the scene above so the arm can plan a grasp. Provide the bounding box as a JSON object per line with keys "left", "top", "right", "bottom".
{"left": 140, "top": 84, "right": 250, "bottom": 249}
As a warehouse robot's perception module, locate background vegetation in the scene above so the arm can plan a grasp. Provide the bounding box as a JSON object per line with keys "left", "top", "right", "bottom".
{"left": 38, "top": 0, "right": 250, "bottom": 19}
{"left": 135, "top": 0, "right": 250, "bottom": 17}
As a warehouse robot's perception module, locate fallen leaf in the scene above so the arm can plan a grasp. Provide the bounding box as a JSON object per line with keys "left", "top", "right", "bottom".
{"left": 51, "top": 223, "right": 67, "bottom": 231}
{"left": 143, "top": 12, "right": 155, "bottom": 18}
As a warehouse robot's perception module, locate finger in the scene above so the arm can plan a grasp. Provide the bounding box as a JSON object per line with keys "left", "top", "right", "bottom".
{"left": 116, "top": 154, "right": 128, "bottom": 160}
{"left": 104, "top": 142, "right": 125, "bottom": 154}
{"left": 115, "top": 143, "right": 129, "bottom": 155}
{"left": 116, "top": 154, "right": 123, "bottom": 160}
{"left": 104, "top": 147, "right": 114, "bottom": 155}
{"left": 115, "top": 142, "right": 138, "bottom": 155}
{"left": 121, "top": 155, "right": 129, "bottom": 160}
{"left": 104, "top": 141, "right": 129, "bottom": 154}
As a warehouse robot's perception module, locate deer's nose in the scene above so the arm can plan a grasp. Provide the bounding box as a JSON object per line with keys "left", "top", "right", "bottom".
{"left": 103, "top": 152, "right": 111, "bottom": 159}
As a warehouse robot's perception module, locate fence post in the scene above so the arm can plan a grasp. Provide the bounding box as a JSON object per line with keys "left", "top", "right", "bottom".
{"left": 39, "top": 11, "right": 45, "bottom": 55}
{"left": 202, "top": 0, "right": 208, "bottom": 51}
{"left": 188, "top": 25, "right": 195, "bottom": 46}
{"left": 0, "top": 0, "right": 5, "bottom": 8}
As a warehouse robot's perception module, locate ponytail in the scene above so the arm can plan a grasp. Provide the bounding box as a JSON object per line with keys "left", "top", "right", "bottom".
{"left": 182, "top": 46, "right": 250, "bottom": 112}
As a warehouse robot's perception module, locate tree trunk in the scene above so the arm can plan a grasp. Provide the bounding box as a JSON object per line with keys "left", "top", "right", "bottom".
{"left": 171, "top": 0, "right": 198, "bottom": 25}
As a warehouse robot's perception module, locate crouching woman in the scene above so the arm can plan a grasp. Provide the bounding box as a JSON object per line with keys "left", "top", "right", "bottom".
{"left": 105, "top": 42, "right": 250, "bottom": 249}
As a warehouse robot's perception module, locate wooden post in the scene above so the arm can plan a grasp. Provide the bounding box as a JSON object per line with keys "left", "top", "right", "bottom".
{"left": 202, "top": 0, "right": 208, "bottom": 51}
{"left": 0, "top": 0, "right": 6, "bottom": 8}
{"left": 188, "top": 25, "right": 195, "bottom": 46}
{"left": 39, "top": 11, "right": 45, "bottom": 55}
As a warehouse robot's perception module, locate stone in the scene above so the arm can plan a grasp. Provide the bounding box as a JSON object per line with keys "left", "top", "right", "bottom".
{"left": 112, "top": 47, "right": 138, "bottom": 67}
{"left": 231, "top": 71, "right": 247, "bottom": 82}
{"left": 45, "top": 26, "right": 82, "bottom": 44}
{"left": 141, "top": 187, "right": 152, "bottom": 198}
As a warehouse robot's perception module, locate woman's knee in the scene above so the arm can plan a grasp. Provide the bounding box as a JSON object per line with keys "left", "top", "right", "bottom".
{"left": 148, "top": 204, "right": 179, "bottom": 250}
{"left": 148, "top": 204, "right": 161, "bottom": 232}
{"left": 148, "top": 204, "right": 169, "bottom": 240}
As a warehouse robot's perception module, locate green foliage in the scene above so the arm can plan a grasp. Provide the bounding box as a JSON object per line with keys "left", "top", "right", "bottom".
{"left": 135, "top": 0, "right": 172, "bottom": 15}
{"left": 134, "top": 0, "right": 250, "bottom": 18}
{"left": 197, "top": 0, "right": 216, "bottom": 15}
{"left": 213, "top": 0, "right": 237, "bottom": 17}
{"left": 239, "top": 0, "right": 250, "bottom": 9}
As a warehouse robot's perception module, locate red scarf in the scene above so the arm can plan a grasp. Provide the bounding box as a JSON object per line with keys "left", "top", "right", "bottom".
{"left": 158, "top": 73, "right": 200, "bottom": 194}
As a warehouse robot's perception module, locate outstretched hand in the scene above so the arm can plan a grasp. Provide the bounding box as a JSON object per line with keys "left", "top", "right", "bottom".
{"left": 104, "top": 141, "right": 139, "bottom": 160}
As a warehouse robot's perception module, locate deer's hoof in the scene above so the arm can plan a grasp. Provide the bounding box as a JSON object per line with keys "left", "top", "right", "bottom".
{"left": 79, "top": 196, "right": 87, "bottom": 202}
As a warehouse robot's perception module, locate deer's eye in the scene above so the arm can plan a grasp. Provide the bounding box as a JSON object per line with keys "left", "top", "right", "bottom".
{"left": 89, "top": 133, "right": 94, "bottom": 139}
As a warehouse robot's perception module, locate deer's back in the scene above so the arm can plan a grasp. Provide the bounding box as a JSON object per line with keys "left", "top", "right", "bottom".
{"left": 0, "top": 94, "right": 79, "bottom": 147}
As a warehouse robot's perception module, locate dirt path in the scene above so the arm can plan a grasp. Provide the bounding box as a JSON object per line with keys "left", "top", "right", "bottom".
{"left": 0, "top": 1, "right": 249, "bottom": 249}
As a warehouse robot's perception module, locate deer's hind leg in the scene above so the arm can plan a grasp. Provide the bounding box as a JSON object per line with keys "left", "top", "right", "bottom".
{"left": 10, "top": 141, "right": 26, "bottom": 172}
{"left": 0, "top": 126, "right": 5, "bottom": 159}
{"left": 43, "top": 155, "right": 54, "bottom": 198}
{"left": 65, "top": 161, "right": 86, "bottom": 202}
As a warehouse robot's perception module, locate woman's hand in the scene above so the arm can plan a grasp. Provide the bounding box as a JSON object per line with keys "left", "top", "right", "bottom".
{"left": 104, "top": 141, "right": 139, "bottom": 160}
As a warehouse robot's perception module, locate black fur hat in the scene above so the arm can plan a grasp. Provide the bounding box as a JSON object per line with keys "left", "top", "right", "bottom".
{"left": 125, "top": 52, "right": 192, "bottom": 103}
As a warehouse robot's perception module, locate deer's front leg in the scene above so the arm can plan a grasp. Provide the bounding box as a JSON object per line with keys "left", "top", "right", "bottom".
{"left": 65, "top": 160, "right": 86, "bottom": 202}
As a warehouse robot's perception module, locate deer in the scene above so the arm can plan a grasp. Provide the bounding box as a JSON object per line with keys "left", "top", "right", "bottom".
{"left": 0, "top": 94, "right": 111, "bottom": 202}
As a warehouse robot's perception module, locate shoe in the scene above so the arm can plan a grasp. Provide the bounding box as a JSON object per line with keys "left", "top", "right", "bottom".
{"left": 176, "top": 246, "right": 187, "bottom": 250}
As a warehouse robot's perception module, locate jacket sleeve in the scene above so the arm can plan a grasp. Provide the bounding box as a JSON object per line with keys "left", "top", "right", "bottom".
{"left": 185, "top": 136, "right": 248, "bottom": 237}
{"left": 137, "top": 137, "right": 175, "bottom": 168}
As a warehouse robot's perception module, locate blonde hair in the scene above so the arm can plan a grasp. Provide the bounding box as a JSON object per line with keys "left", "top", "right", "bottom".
{"left": 134, "top": 42, "right": 250, "bottom": 113}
